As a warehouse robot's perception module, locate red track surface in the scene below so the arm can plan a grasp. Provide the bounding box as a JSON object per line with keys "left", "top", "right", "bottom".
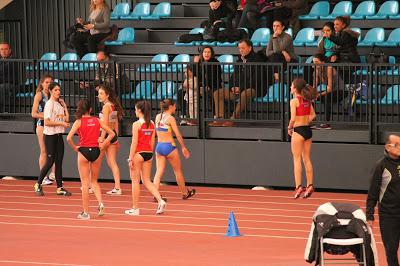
{"left": 0, "top": 180, "right": 390, "bottom": 265}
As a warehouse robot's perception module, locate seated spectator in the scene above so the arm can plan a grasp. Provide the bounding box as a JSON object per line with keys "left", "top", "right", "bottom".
{"left": 72, "top": 0, "right": 111, "bottom": 59}
{"left": 326, "top": 16, "right": 360, "bottom": 64}
{"left": 208, "top": 0, "right": 237, "bottom": 29}
{"left": 238, "top": 0, "right": 260, "bottom": 34}
{"left": 278, "top": 0, "right": 308, "bottom": 35}
{"left": 0, "top": 42, "right": 18, "bottom": 112}
{"left": 182, "top": 66, "right": 198, "bottom": 125}
{"left": 265, "top": 20, "right": 296, "bottom": 80}
{"left": 211, "top": 39, "right": 265, "bottom": 126}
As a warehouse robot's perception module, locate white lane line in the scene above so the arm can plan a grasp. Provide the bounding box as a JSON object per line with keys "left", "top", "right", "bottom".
{"left": 0, "top": 214, "right": 310, "bottom": 233}
{"left": 0, "top": 207, "right": 312, "bottom": 225}
{"left": 0, "top": 182, "right": 367, "bottom": 202}
{"left": 0, "top": 200, "right": 314, "bottom": 219}
{"left": 0, "top": 194, "right": 320, "bottom": 211}
{"left": 0, "top": 221, "right": 309, "bottom": 240}
{"left": 0, "top": 260, "right": 90, "bottom": 266}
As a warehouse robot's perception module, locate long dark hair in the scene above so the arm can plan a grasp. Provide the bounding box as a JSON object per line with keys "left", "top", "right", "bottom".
{"left": 292, "top": 78, "right": 317, "bottom": 101}
{"left": 160, "top": 98, "right": 175, "bottom": 112}
{"left": 98, "top": 84, "right": 123, "bottom": 120}
{"left": 75, "top": 99, "right": 91, "bottom": 119}
{"left": 36, "top": 74, "right": 53, "bottom": 94}
{"left": 323, "top": 21, "right": 334, "bottom": 32}
{"left": 135, "top": 101, "right": 151, "bottom": 128}
{"left": 335, "top": 16, "right": 350, "bottom": 28}
{"left": 198, "top": 46, "right": 215, "bottom": 62}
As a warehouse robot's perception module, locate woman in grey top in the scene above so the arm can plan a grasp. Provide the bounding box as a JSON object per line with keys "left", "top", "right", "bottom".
{"left": 73, "top": 0, "right": 111, "bottom": 58}
{"left": 266, "top": 20, "right": 296, "bottom": 80}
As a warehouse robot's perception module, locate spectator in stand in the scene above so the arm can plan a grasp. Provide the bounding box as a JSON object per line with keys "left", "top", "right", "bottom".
{"left": 182, "top": 66, "right": 198, "bottom": 124}
{"left": 72, "top": 0, "right": 111, "bottom": 58}
{"left": 366, "top": 134, "right": 400, "bottom": 266}
{"left": 266, "top": 20, "right": 296, "bottom": 81}
{"left": 238, "top": 0, "right": 260, "bottom": 34}
{"left": 208, "top": 0, "right": 237, "bottom": 29}
{"left": 0, "top": 42, "right": 18, "bottom": 111}
{"left": 278, "top": 0, "right": 308, "bottom": 35}
{"left": 211, "top": 39, "right": 265, "bottom": 126}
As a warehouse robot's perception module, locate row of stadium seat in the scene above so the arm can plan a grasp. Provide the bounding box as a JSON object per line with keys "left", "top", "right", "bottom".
{"left": 111, "top": 2, "right": 171, "bottom": 20}
{"left": 26, "top": 52, "right": 97, "bottom": 71}
{"left": 301, "top": 1, "right": 400, "bottom": 20}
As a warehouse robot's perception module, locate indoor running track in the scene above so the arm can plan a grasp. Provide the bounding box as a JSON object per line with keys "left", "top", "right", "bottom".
{"left": 0, "top": 180, "right": 389, "bottom": 266}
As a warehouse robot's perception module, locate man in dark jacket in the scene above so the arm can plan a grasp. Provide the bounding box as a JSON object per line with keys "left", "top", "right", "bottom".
{"left": 212, "top": 39, "right": 265, "bottom": 126}
{"left": 367, "top": 134, "right": 400, "bottom": 266}
{"left": 0, "top": 42, "right": 18, "bottom": 111}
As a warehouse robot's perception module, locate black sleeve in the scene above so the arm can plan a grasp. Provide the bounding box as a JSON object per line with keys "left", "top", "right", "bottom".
{"left": 329, "top": 31, "right": 357, "bottom": 47}
{"left": 366, "top": 160, "right": 384, "bottom": 221}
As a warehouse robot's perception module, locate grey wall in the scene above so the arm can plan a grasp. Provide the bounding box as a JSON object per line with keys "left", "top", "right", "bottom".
{"left": 0, "top": 133, "right": 383, "bottom": 190}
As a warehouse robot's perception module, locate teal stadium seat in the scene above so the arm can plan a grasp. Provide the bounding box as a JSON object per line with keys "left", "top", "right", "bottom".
{"left": 351, "top": 1, "right": 376, "bottom": 19}
{"left": 121, "top": 81, "right": 154, "bottom": 100}
{"left": 167, "top": 54, "right": 190, "bottom": 72}
{"left": 367, "top": 0, "right": 399, "bottom": 19}
{"left": 293, "top": 28, "right": 315, "bottom": 46}
{"left": 75, "top": 53, "right": 97, "bottom": 71}
{"left": 55, "top": 52, "right": 79, "bottom": 71}
{"left": 376, "top": 28, "right": 400, "bottom": 47}
{"left": 256, "top": 83, "right": 287, "bottom": 103}
{"left": 110, "top": 2, "right": 130, "bottom": 20}
{"left": 381, "top": 85, "right": 399, "bottom": 104}
{"left": 299, "top": 1, "right": 330, "bottom": 20}
{"left": 105, "top": 27, "right": 135, "bottom": 45}
{"left": 120, "top": 3, "right": 150, "bottom": 20}
{"left": 320, "top": 1, "right": 352, "bottom": 20}
{"left": 152, "top": 81, "right": 177, "bottom": 100}
{"left": 358, "top": 28, "right": 385, "bottom": 47}
{"left": 285, "top": 28, "right": 293, "bottom": 37}
{"left": 141, "top": 2, "right": 171, "bottom": 20}
{"left": 216, "top": 28, "right": 249, "bottom": 47}
{"left": 217, "top": 54, "right": 234, "bottom": 74}
{"left": 174, "top": 28, "right": 204, "bottom": 46}
{"left": 27, "top": 52, "right": 57, "bottom": 71}
{"left": 251, "top": 28, "right": 270, "bottom": 46}
{"left": 139, "top": 54, "right": 169, "bottom": 72}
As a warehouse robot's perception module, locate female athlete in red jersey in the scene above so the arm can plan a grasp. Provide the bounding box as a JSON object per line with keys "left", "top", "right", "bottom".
{"left": 125, "top": 101, "right": 166, "bottom": 216}
{"left": 288, "top": 78, "right": 317, "bottom": 199}
{"left": 67, "top": 99, "right": 115, "bottom": 219}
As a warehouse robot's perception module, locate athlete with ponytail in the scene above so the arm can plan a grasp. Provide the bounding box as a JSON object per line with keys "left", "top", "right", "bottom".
{"left": 288, "top": 78, "right": 316, "bottom": 199}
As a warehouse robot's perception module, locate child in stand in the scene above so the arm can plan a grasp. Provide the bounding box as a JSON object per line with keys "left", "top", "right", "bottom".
{"left": 183, "top": 66, "right": 198, "bottom": 125}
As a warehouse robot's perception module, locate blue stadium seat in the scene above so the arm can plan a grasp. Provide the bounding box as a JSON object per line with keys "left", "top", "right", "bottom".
{"left": 217, "top": 54, "right": 234, "bottom": 74}
{"left": 120, "top": 3, "right": 150, "bottom": 20}
{"left": 351, "top": 1, "right": 376, "bottom": 19}
{"left": 378, "top": 56, "right": 399, "bottom": 75}
{"left": 75, "top": 53, "right": 97, "bottom": 71}
{"left": 175, "top": 28, "right": 204, "bottom": 46}
{"left": 256, "top": 83, "right": 287, "bottom": 103}
{"left": 305, "top": 36, "right": 322, "bottom": 47}
{"left": 299, "top": 1, "right": 330, "bottom": 20}
{"left": 105, "top": 27, "right": 135, "bottom": 45}
{"left": 110, "top": 2, "right": 130, "bottom": 20}
{"left": 26, "top": 52, "right": 58, "bottom": 71}
{"left": 141, "top": 2, "right": 171, "bottom": 20}
{"left": 139, "top": 54, "right": 169, "bottom": 72}
{"left": 376, "top": 28, "right": 400, "bottom": 47}
{"left": 285, "top": 28, "right": 293, "bottom": 37}
{"left": 55, "top": 52, "right": 79, "bottom": 71}
{"left": 167, "top": 54, "right": 190, "bottom": 72}
{"left": 367, "top": 0, "right": 399, "bottom": 19}
{"left": 216, "top": 28, "right": 249, "bottom": 47}
{"left": 320, "top": 1, "right": 352, "bottom": 20}
{"left": 152, "top": 81, "right": 177, "bottom": 100}
{"left": 293, "top": 28, "right": 315, "bottom": 46}
{"left": 121, "top": 81, "right": 154, "bottom": 100}
{"left": 251, "top": 28, "right": 271, "bottom": 46}
{"left": 358, "top": 28, "right": 385, "bottom": 46}
{"left": 381, "top": 85, "right": 399, "bottom": 104}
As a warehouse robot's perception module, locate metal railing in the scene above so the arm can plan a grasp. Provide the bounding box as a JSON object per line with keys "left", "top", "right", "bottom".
{"left": 1, "top": 59, "right": 399, "bottom": 143}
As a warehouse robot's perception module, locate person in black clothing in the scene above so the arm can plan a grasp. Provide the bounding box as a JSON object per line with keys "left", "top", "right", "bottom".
{"left": 366, "top": 134, "right": 400, "bottom": 266}
{"left": 212, "top": 39, "right": 266, "bottom": 126}
{"left": 278, "top": 0, "right": 308, "bottom": 35}
{"left": 0, "top": 42, "right": 18, "bottom": 112}
{"left": 238, "top": 0, "right": 260, "bottom": 34}
{"left": 208, "top": 0, "right": 237, "bottom": 29}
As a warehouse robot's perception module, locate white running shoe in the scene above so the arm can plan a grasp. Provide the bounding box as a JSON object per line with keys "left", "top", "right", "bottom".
{"left": 107, "top": 188, "right": 122, "bottom": 195}
{"left": 77, "top": 212, "right": 90, "bottom": 220}
{"left": 42, "top": 177, "right": 53, "bottom": 186}
{"left": 98, "top": 203, "right": 105, "bottom": 216}
{"left": 48, "top": 172, "right": 56, "bottom": 181}
{"left": 125, "top": 208, "right": 140, "bottom": 216}
{"left": 156, "top": 200, "right": 167, "bottom": 215}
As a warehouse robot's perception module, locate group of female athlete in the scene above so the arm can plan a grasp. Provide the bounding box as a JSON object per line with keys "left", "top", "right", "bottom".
{"left": 31, "top": 74, "right": 315, "bottom": 219}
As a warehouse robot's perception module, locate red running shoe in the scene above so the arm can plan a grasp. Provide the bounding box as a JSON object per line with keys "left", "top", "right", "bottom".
{"left": 303, "top": 185, "right": 314, "bottom": 198}
{"left": 294, "top": 186, "right": 305, "bottom": 199}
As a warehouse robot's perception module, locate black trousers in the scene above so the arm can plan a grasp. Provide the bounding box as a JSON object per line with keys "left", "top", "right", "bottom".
{"left": 380, "top": 215, "right": 400, "bottom": 266}
{"left": 72, "top": 31, "right": 110, "bottom": 58}
{"left": 38, "top": 134, "right": 64, "bottom": 188}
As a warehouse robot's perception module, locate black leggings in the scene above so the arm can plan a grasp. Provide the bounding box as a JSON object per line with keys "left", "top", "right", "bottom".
{"left": 72, "top": 32, "right": 110, "bottom": 59}
{"left": 380, "top": 215, "right": 400, "bottom": 266}
{"left": 38, "top": 134, "right": 64, "bottom": 188}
